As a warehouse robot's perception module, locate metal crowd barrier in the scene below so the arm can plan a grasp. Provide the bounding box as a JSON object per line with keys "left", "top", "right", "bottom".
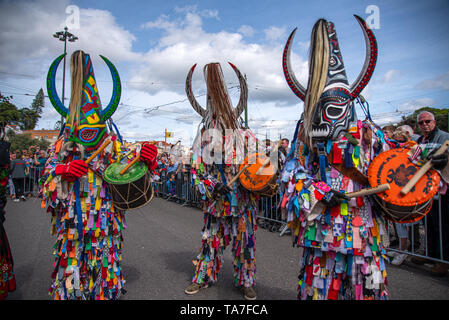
{"left": 153, "top": 169, "right": 448, "bottom": 263}
{"left": 8, "top": 165, "right": 446, "bottom": 264}
{"left": 386, "top": 194, "right": 449, "bottom": 264}
{"left": 8, "top": 166, "right": 44, "bottom": 198}
{"left": 154, "top": 170, "right": 201, "bottom": 208}
{"left": 153, "top": 170, "right": 288, "bottom": 234}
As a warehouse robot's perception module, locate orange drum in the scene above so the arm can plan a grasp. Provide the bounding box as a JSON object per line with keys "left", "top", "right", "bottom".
{"left": 367, "top": 147, "right": 440, "bottom": 223}
{"left": 239, "top": 153, "right": 278, "bottom": 197}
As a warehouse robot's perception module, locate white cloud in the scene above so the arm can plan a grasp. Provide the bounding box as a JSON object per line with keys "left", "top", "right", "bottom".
{"left": 415, "top": 71, "right": 449, "bottom": 91}
{"left": 264, "top": 26, "right": 287, "bottom": 42}
{"left": 0, "top": 0, "right": 140, "bottom": 77}
{"left": 382, "top": 69, "right": 401, "bottom": 83}
{"left": 298, "top": 41, "right": 310, "bottom": 51}
{"left": 1, "top": 3, "right": 308, "bottom": 142}
{"left": 372, "top": 116, "right": 401, "bottom": 127}
{"left": 129, "top": 8, "right": 307, "bottom": 106}
{"left": 141, "top": 15, "right": 176, "bottom": 30}
{"left": 359, "top": 84, "right": 371, "bottom": 100}
{"left": 174, "top": 5, "right": 219, "bottom": 20}
{"left": 238, "top": 25, "right": 255, "bottom": 37}
{"left": 0, "top": 0, "right": 143, "bottom": 134}
{"left": 71, "top": 8, "right": 140, "bottom": 62}
{"left": 399, "top": 97, "right": 436, "bottom": 111}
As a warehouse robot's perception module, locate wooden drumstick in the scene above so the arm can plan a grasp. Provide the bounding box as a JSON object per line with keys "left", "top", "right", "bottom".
{"left": 120, "top": 154, "right": 140, "bottom": 175}
{"left": 308, "top": 183, "right": 390, "bottom": 220}
{"left": 85, "top": 139, "right": 111, "bottom": 164}
{"left": 346, "top": 183, "right": 390, "bottom": 198}
{"left": 400, "top": 140, "right": 449, "bottom": 195}
{"left": 227, "top": 164, "right": 248, "bottom": 187}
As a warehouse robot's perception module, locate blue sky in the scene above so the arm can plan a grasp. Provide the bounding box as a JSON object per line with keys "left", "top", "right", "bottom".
{"left": 1, "top": 0, "right": 448, "bottom": 144}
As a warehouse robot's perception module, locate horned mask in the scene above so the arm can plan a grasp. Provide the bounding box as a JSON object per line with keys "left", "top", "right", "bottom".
{"left": 47, "top": 50, "right": 121, "bottom": 151}
{"left": 186, "top": 62, "right": 248, "bottom": 131}
{"left": 283, "top": 15, "right": 377, "bottom": 145}
{"left": 186, "top": 62, "right": 249, "bottom": 165}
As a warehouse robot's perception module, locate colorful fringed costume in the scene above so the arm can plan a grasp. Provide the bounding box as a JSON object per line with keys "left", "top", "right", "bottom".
{"left": 41, "top": 50, "right": 157, "bottom": 300}
{"left": 40, "top": 136, "right": 128, "bottom": 300}
{"left": 280, "top": 121, "right": 391, "bottom": 300}
{"left": 0, "top": 133, "right": 16, "bottom": 299}
{"left": 191, "top": 164, "right": 258, "bottom": 288}
{"left": 280, "top": 16, "right": 390, "bottom": 300}
{"left": 185, "top": 62, "right": 259, "bottom": 297}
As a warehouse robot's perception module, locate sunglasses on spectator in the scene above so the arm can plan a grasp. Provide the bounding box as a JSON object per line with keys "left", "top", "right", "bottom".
{"left": 418, "top": 119, "right": 433, "bottom": 125}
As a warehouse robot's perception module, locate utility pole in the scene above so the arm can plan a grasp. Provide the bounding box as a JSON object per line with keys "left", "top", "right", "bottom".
{"left": 53, "top": 26, "right": 78, "bottom": 125}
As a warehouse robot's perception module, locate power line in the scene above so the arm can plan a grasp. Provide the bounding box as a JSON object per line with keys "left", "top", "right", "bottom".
{"left": 0, "top": 82, "right": 38, "bottom": 93}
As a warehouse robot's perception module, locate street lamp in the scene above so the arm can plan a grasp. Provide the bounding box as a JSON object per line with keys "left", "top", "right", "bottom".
{"left": 53, "top": 26, "right": 78, "bottom": 124}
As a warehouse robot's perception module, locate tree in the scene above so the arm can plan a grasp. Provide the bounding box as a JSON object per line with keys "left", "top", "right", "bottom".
{"left": 0, "top": 92, "right": 21, "bottom": 125}
{"left": 31, "top": 88, "right": 45, "bottom": 114}
{"left": 19, "top": 107, "right": 40, "bottom": 130}
{"left": 7, "top": 131, "right": 50, "bottom": 154}
{"left": 17, "top": 88, "right": 45, "bottom": 130}
{"left": 1, "top": 89, "right": 45, "bottom": 130}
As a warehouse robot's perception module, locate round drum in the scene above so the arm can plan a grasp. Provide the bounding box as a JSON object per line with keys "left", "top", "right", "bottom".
{"left": 239, "top": 153, "right": 278, "bottom": 197}
{"left": 103, "top": 161, "right": 153, "bottom": 211}
{"left": 367, "top": 147, "right": 440, "bottom": 223}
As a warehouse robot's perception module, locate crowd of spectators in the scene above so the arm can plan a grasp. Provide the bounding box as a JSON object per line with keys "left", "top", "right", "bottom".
{"left": 152, "top": 151, "right": 195, "bottom": 206}
{"left": 7, "top": 146, "right": 47, "bottom": 201}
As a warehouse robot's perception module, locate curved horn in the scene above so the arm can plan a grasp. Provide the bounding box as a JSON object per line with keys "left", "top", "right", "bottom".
{"left": 282, "top": 28, "right": 307, "bottom": 101}
{"left": 349, "top": 15, "right": 378, "bottom": 99}
{"left": 185, "top": 64, "right": 206, "bottom": 118}
{"left": 46, "top": 54, "right": 69, "bottom": 117}
{"left": 99, "top": 55, "right": 122, "bottom": 122}
{"left": 228, "top": 62, "right": 248, "bottom": 118}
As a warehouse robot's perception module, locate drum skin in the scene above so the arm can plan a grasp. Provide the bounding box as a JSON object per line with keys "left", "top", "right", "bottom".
{"left": 103, "top": 161, "right": 153, "bottom": 210}
{"left": 239, "top": 153, "right": 278, "bottom": 197}
{"left": 367, "top": 147, "right": 440, "bottom": 223}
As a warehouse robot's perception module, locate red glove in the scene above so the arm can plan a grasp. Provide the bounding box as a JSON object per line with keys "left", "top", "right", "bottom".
{"left": 140, "top": 142, "right": 158, "bottom": 171}
{"left": 55, "top": 160, "right": 88, "bottom": 181}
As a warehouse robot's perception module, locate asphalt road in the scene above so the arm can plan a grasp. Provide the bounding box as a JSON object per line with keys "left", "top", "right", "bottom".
{"left": 3, "top": 195, "right": 449, "bottom": 300}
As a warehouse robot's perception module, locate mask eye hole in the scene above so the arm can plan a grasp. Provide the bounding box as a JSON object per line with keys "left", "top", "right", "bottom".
{"left": 327, "top": 105, "right": 345, "bottom": 118}
{"left": 323, "top": 101, "right": 350, "bottom": 120}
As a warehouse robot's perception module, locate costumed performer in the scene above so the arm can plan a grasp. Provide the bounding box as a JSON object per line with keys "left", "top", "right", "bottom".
{"left": 40, "top": 50, "right": 158, "bottom": 300}
{"left": 279, "top": 15, "right": 391, "bottom": 300}
{"left": 183, "top": 62, "right": 259, "bottom": 300}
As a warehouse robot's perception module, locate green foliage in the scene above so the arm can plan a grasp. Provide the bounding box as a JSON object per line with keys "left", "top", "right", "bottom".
{"left": 397, "top": 107, "right": 448, "bottom": 135}
{"left": 18, "top": 107, "right": 40, "bottom": 130}
{"left": 1, "top": 89, "right": 45, "bottom": 130}
{"left": 31, "top": 88, "right": 45, "bottom": 114}
{"left": 7, "top": 131, "right": 50, "bottom": 154}
{"left": 0, "top": 93, "right": 21, "bottom": 125}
